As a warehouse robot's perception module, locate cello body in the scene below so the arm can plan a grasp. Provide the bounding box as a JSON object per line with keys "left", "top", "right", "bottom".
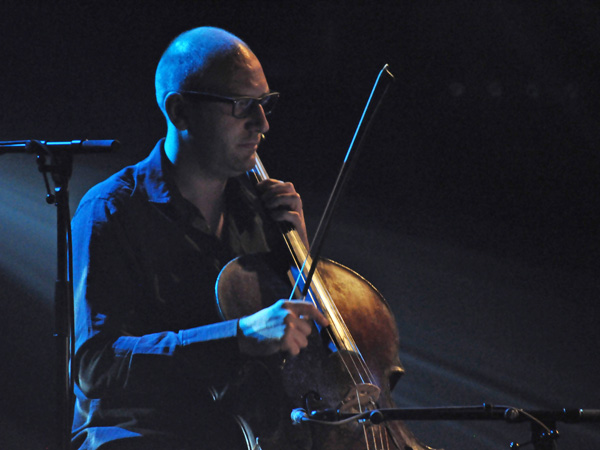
{"left": 215, "top": 253, "right": 434, "bottom": 450}
{"left": 213, "top": 63, "right": 435, "bottom": 447}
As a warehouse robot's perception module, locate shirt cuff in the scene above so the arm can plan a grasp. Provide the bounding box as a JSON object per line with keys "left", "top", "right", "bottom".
{"left": 178, "top": 319, "right": 240, "bottom": 346}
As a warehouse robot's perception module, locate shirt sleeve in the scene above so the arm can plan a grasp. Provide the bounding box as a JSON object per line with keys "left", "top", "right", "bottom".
{"left": 72, "top": 193, "right": 244, "bottom": 399}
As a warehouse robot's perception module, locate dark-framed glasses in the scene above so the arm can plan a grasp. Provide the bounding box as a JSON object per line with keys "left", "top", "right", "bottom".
{"left": 180, "top": 91, "right": 280, "bottom": 119}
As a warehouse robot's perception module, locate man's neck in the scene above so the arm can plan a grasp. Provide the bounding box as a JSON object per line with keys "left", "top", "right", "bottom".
{"left": 165, "top": 136, "right": 228, "bottom": 236}
{"left": 178, "top": 166, "right": 228, "bottom": 236}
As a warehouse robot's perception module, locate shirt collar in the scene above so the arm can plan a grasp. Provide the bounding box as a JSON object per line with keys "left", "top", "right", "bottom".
{"left": 132, "top": 139, "right": 265, "bottom": 237}
{"left": 133, "top": 138, "right": 173, "bottom": 204}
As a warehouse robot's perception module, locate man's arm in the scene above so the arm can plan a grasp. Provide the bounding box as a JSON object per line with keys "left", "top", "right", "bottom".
{"left": 72, "top": 196, "right": 242, "bottom": 398}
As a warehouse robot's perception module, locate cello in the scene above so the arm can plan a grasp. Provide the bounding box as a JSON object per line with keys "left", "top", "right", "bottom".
{"left": 214, "top": 65, "right": 436, "bottom": 450}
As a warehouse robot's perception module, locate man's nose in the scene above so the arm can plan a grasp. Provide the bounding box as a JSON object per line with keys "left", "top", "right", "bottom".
{"left": 247, "top": 104, "right": 270, "bottom": 134}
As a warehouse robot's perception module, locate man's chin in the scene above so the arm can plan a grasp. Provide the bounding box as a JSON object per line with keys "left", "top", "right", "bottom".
{"left": 227, "top": 153, "right": 257, "bottom": 178}
{"left": 243, "top": 152, "right": 257, "bottom": 171}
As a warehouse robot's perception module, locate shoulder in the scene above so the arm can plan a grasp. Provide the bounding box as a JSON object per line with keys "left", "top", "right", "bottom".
{"left": 74, "top": 141, "right": 165, "bottom": 220}
{"left": 75, "top": 164, "right": 138, "bottom": 219}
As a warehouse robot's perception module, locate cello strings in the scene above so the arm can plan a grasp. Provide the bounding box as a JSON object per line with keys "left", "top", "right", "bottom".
{"left": 356, "top": 386, "right": 389, "bottom": 450}
{"left": 357, "top": 387, "right": 373, "bottom": 450}
{"left": 366, "top": 424, "right": 389, "bottom": 450}
{"left": 298, "top": 258, "right": 377, "bottom": 386}
{"left": 285, "top": 227, "right": 373, "bottom": 379}
{"left": 281, "top": 231, "right": 365, "bottom": 387}
{"left": 250, "top": 155, "right": 373, "bottom": 385}
{"left": 252, "top": 157, "right": 389, "bottom": 450}
{"left": 358, "top": 388, "right": 385, "bottom": 450}
{"left": 284, "top": 230, "right": 373, "bottom": 386}
{"left": 248, "top": 160, "right": 364, "bottom": 385}
{"left": 358, "top": 387, "right": 390, "bottom": 450}
{"left": 287, "top": 246, "right": 391, "bottom": 450}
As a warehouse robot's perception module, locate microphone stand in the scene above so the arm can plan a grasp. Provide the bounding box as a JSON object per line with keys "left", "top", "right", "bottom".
{"left": 301, "top": 404, "right": 600, "bottom": 449}
{"left": 0, "top": 139, "right": 119, "bottom": 450}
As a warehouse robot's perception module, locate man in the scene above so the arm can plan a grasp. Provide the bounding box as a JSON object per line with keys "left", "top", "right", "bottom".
{"left": 71, "top": 27, "right": 328, "bottom": 450}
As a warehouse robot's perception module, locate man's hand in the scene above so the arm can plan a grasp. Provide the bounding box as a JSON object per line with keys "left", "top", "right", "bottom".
{"left": 237, "top": 300, "right": 329, "bottom": 357}
{"left": 256, "top": 179, "right": 309, "bottom": 248}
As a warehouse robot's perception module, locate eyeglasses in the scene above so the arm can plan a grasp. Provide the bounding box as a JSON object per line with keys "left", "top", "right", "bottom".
{"left": 179, "top": 91, "right": 280, "bottom": 119}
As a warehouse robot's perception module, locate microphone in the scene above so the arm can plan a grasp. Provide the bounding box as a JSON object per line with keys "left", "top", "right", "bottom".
{"left": 0, "top": 139, "right": 120, "bottom": 154}
{"left": 290, "top": 408, "right": 308, "bottom": 425}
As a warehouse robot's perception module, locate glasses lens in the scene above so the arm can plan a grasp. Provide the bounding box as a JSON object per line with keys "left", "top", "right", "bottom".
{"left": 234, "top": 98, "right": 254, "bottom": 118}
{"left": 233, "top": 94, "right": 279, "bottom": 118}
{"left": 260, "top": 93, "right": 279, "bottom": 115}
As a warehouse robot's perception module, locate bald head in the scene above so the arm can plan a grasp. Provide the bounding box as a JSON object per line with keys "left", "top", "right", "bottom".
{"left": 155, "top": 27, "right": 254, "bottom": 116}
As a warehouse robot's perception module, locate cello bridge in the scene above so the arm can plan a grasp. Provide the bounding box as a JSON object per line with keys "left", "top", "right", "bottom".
{"left": 338, "top": 383, "right": 381, "bottom": 413}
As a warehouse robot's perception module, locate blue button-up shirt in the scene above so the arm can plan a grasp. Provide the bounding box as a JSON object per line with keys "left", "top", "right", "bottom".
{"left": 71, "top": 140, "right": 274, "bottom": 449}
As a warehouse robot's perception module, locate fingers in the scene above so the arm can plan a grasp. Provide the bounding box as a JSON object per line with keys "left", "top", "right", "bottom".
{"left": 284, "top": 301, "right": 330, "bottom": 329}
{"left": 283, "top": 311, "right": 313, "bottom": 336}
{"left": 280, "top": 326, "right": 309, "bottom": 356}
{"left": 256, "top": 179, "right": 303, "bottom": 214}
{"left": 237, "top": 299, "right": 329, "bottom": 357}
{"left": 279, "top": 301, "right": 330, "bottom": 356}
{"left": 268, "top": 209, "right": 304, "bottom": 232}
{"left": 256, "top": 179, "right": 309, "bottom": 247}
{"left": 264, "top": 189, "right": 302, "bottom": 213}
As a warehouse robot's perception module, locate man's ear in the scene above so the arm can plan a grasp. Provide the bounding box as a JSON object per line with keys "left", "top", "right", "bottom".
{"left": 164, "top": 92, "right": 188, "bottom": 130}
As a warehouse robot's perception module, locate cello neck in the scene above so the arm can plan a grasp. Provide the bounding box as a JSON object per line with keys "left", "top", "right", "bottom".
{"left": 246, "top": 155, "right": 360, "bottom": 354}
{"left": 247, "top": 154, "right": 309, "bottom": 262}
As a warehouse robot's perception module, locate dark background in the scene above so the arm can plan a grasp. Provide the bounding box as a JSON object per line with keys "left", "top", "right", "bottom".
{"left": 1, "top": 1, "right": 599, "bottom": 449}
